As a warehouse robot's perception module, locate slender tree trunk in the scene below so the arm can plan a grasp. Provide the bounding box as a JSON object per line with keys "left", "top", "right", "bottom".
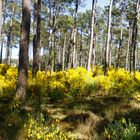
{"left": 132, "top": 18, "right": 137, "bottom": 73}
{"left": 109, "top": 29, "right": 112, "bottom": 67}
{"left": 109, "top": 47, "right": 112, "bottom": 67}
{"left": 54, "top": 40, "right": 58, "bottom": 71}
{"left": 104, "top": 0, "right": 113, "bottom": 75}
{"left": 79, "top": 30, "right": 83, "bottom": 67}
{"left": 50, "top": 1, "right": 60, "bottom": 73}
{"left": 48, "top": 31, "right": 52, "bottom": 71}
{"left": 0, "top": 0, "right": 2, "bottom": 64}
{"left": 32, "top": 0, "right": 41, "bottom": 77}
{"left": 58, "top": 44, "right": 61, "bottom": 65}
{"left": 126, "top": 22, "right": 131, "bottom": 70}
{"left": 117, "top": 29, "right": 123, "bottom": 68}
{"left": 67, "top": 43, "right": 71, "bottom": 69}
{"left": 46, "top": 0, "right": 52, "bottom": 71}
{"left": 131, "top": 0, "right": 140, "bottom": 73}
{"left": 73, "top": 28, "right": 77, "bottom": 68}
{"left": 129, "top": 21, "right": 133, "bottom": 72}
{"left": 62, "top": 35, "right": 66, "bottom": 71}
{"left": 72, "top": 0, "right": 78, "bottom": 68}
{"left": 50, "top": 34, "right": 55, "bottom": 74}
{"left": 67, "top": 30, "right": 73, "bottom": 69}
{"left": 92, "top": 32, "right": 96, "bottom": 72}
{"left": 87, "top": 0, "right": 97, "bottom": 71}
{"left": 5, "top": 1, "right": 14, "bottom": 65}
{"left": 16, "top": 0, "right": 31, "bottom": 101}
{"left": 116, "top": 14, "right": 123, "bottom": 68}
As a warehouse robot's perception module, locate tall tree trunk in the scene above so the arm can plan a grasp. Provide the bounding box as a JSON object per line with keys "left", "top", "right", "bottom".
{"left": 5, "top": 1, "right": 14, "bottom": 65}
{"left": 55, "top": 38, "right": 60, "bottom": 69}
{"left": 117, "top": 28, "right": 123, "bottom": 68}
{"left": 46, "top": 0, "right": 52, "bottom": 71}
{"left": 109, "top": 47, "right": 112, "bottom": 67}
{"left": 62, "top": 35, "right": 66, "bottom": 71}
{"left": 79, "top": 29, "right": 83, "bottom": 67}
{"left": 129, "top": 21, "right": 133, "bottom": 72}
{"left": 50, "top": 1, "right": 60, "bottom": 73}
{"left": 72, "top": 0, "right": 78, "bottom": 68}
{"left": 50, "top": 37, "right": 55, "bottom": 75}
{"left": 0, "top": 0, "right": 2, "bottom": 64}
{"left": 104, "top": 0, "right": 113, "bottom": 75}
{"left": 126, "top": 22, "right": 131, "bottom": 70}
{"left": 16, "top": 0, "right": 31, "bottom": 101}
{"left": 32, "top": 0, "right": 41, "bottom": 77}
{"left": 67, "top": 42, "right": 72, "bottom": 69}
{"left": 87, "top": 0, "right": 97, "bottom": 71}
{"left": 132, "top": 18, "right": 137, "bottom": 73}
{"left": 116, "top": 12, "right": 123, "bottom": 68}
{"left": 58, "top": 43, "right": 61, "bottom": 65}
{"left": 67, "top": 30, "right": 73, "bottom": 69}
{"left": 109, "top": 26, "right": 113, "bottom": 67}
{"left": 131, "top": 0, "right": 140, "bottom": 73}
{"left": 92, "top": 30, "right": 97, "bottom": 72}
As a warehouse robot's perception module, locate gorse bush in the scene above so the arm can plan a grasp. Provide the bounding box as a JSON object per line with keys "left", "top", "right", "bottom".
{"left": 104, "top": 118, "right": 140, "bottom": 140}
{"left": 0, "top": 64, "right": 17, "bottom": 96}
{"left": 0, "top": 64, "right": 140, "bottom": 100}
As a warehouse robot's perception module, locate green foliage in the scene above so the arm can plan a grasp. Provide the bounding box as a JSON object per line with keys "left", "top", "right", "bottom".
{"left": 104, "top": 118, "right": 140, "bottom": 140}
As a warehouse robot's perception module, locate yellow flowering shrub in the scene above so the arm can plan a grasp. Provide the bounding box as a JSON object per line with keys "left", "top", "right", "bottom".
{"left": 65, "top": 67, "right": 95, "bottom": 96}
{"left": 93, "top": 66, "right": 104, "bottom": 76}
{"left": 93, "top": 75, "right": 112, "bottom": 91}
{"left": 135, "top": 72, "right": 140, "bottom": 81}
{"left": 0, "top": 75, "right": 5, "bottom": 94}
{"left": 66, "top": 68, "right": 85, "bottom": 96}
{"left": 0, "top": 64, "right": 140, "bottom": 100}
{"left": 0, "top": 65, "right": 17, "bottom": 96}
{"left": 108, "top": 69, "right": 134, "bottom": 94}
{"left": 108, "top": 68, "right": 131, "bottom": 82}
{"left": 5, "top": 66, "right": 17, "bottom": 89}
{"left": 36, "top": 71, "right": 47, "bottom": 83}
{"left": 25, "top": 113, "right": 73, "bottom": 140}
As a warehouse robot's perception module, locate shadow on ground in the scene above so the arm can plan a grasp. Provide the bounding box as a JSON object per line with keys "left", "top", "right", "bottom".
{"left": 49, "top": 95, "right": 140, "bottom": 139}
{"left": 0, "top": 93, "right": 140, "bottom": 140}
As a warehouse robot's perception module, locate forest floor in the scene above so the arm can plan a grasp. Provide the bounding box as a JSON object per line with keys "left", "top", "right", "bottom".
{"left": 0, "top": 94, "right": 140, "bottom": 140}
{"left": 42, "top": 94, "right": 140, "bottom": 140}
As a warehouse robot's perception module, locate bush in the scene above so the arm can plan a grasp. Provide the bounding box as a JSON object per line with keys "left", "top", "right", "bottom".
{"left": 104, "top": 118, "right": 140, "bottom": 140}
{"left": 1, "top": 64, "right": 140, "bottom": 101}
{"left": 25, "top": 113, "right": 73, "bottom": 140}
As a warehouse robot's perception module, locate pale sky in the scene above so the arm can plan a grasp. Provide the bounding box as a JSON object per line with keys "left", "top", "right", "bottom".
{"left": 79, "top": 0, "right": 109, "bottom": 12}
{"left": 5, "top": 0, "right": 109, "bottom": 60}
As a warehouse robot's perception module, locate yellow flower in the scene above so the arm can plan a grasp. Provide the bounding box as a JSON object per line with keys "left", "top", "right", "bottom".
{"left": 122, "top": 118, "right": 126, "bottom": 124}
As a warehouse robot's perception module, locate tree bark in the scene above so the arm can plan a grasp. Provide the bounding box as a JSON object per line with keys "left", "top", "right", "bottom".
{"left": 117, "top": 26, "right": 123, "bottom": 68}
{"left": 104, "top": 0, "right": 113, "bottom": 75}
{"left": 0, "top": 0, "right": 2, "bottom": 63}
{"left": 79, "top": 29, "right": 83, "bottom": 67}
{"left": 62, "top": 35, "right": 66, "bottom": 71}
{"left": 50, "top": 1, "right": 60, "bottom": 74}
{"left": 67, "top": 41, "right": 72, "bottom": 69}
{"left": 72, "top": 0, "right": 78, "bottom": 68}
{"left": 126, "top": 22, "right": 131, "bottom": 70}
{"left": 5, "top": 1, "right": 14, "bottom": 65}
{"left": 87, "top": 0, "right": 97, "bottom": 71}
{"left": 32, "top": 0, "right": 41, "bottom": 77}
{"left": 16, "top": 0, "right": 31, "bottom": 101}
{"left": 131, "top": 0, "right": 140, "bottom": 73}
